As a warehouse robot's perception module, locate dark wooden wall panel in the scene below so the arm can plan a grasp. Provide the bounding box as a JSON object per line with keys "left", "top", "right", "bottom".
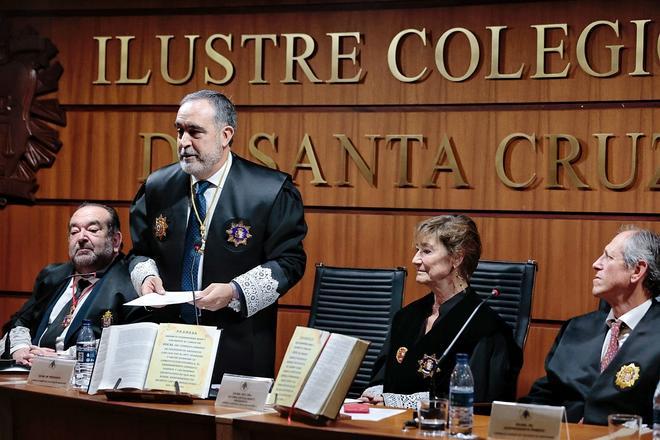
{"left": 2, "top": 206, "right": 656, "bottom": 320}
{"left": 518, "top": 323, "right": 561, "bottom": 397}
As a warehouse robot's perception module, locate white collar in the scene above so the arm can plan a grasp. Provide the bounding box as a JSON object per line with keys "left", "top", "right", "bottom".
{"left": 605, "top": 298, "right": 653, "bottom": 331}
{"left": 191, "top": 152, "right": 232, "bottom": 189}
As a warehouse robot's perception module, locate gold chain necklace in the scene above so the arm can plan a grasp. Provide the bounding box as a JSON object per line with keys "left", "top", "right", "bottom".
{"left": 189, "top": 162, "right": 229, "bottom": 253}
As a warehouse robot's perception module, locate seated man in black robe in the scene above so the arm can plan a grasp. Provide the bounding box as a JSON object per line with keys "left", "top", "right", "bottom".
{"left": 520, "top": 226, "right": 659, "bottom": 425}
{"left": 1, "top": 203, "right": 144, "bottom": 365}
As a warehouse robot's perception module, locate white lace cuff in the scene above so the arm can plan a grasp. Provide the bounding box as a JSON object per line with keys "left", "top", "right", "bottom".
{"left": 361, "top": 384, "right": 383, "bottom": 399}
{"left": 9, "top": 326, "right": 32, "bottom": 354}
{"left": 233, "top": 265, "right": 280, "bottom": 318}
{"left": 383, "top": 391, "right": 429, "bottom": 409}
{"left": 130, "top": 259, "right": 159, "bottom": 295}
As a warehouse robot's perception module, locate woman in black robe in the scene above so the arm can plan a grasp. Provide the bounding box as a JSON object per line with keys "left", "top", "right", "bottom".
{"left": 361, "top": 215, "right": 522, "bottom": 408}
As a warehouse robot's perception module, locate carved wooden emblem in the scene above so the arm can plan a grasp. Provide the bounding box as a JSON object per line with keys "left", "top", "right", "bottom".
{"left": 0, "top": 24, "right": 66, "bottom": 206}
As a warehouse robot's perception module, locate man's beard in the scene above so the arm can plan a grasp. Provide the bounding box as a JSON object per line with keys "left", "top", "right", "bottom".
{"left": 179, "top": 147, "right": 222, "bottom": 178}
{"left": 72, "top": 238, "right": 115, "bottom": 272}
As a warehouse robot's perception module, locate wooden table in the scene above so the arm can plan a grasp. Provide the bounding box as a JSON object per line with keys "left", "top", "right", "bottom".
{"left": 222, "top": 411, "right": 617, "bottom": 440}
{"left": 0, "top": 374, "right": 637, "bottom": 440}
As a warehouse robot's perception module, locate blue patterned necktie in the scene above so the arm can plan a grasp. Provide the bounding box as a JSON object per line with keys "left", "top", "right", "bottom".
{"left": 181, "top": 180, "right": 211, "bottom": 323}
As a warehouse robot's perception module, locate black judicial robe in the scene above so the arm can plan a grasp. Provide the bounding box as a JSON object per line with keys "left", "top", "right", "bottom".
{"left": 521, "top": 299, "right": 660, "bottom": 425}
{"left": 1, "top": 255, "right": 144, "bottom": 355}
{"left": 371, "top": 288, "right": 522, "bottom": 402}
{"left": 130, "top": 153, "right": 307, "bottom": 382}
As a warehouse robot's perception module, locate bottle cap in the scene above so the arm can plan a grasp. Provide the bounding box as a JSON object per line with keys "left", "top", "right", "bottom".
{"left": 82, "top": 319, "right": 92, "bottom": 325}
{"left": 456, "top": 353, "right": 468, "bottom": 363}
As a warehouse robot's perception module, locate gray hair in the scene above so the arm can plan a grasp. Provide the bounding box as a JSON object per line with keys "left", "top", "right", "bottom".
{"left": 414, "top": 214, "right": 482, "bottom": 281}
{"left": 180, "top": 90, "right": 237, "bottom": 141}
{"left": 619, "top": 225, "right": 660, "bottom": 296}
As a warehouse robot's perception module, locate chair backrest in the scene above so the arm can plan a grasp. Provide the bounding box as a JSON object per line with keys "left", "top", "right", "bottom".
{"left": 307, "top": 263, "right": 406, "bottom": 398}
{"left": 470, "top": 260, "right": 537, "bottom": 350}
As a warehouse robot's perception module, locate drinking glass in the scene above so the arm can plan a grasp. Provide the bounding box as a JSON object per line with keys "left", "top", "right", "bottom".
{"left": 607, "top": 413, "right": 641, "bottom": 439}
{"left": 418, "top": 398, "right": 448, "bottom": 437}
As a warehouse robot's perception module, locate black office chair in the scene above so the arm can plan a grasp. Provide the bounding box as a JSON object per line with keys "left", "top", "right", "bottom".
{"left": 307, "top": 263, "right": 407, "bottom": 398}
{"left": 470, "top": 260, "right": 537, "bottom": 350}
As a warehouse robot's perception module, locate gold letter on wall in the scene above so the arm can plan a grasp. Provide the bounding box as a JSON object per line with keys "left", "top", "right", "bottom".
{"left": 530, "top": 24, "right": 570, "bottom": 79}
{"left": 423, "top": 135, "right": 469, "bottom": 188}
{"left": 281, "top": 34, "right": 322, "bottom": 84}
{"left": 435, "top": 28, "right": 480, "bottom": 82}
{"left": 117, "top": 36, "right": 151, "bottom": 84}
{"left": 485, "top": 26, "right": 524, "bottom": 80}
{"left": 387, "top": 28, "right": 428, "bottom": 83}
{"left": 206, "top": 34, "right": 235, "bottom": 85}
{"left": 248, "top": 133, "right": 278, "bottom": 169}
{"left": 495, "top": 133, "right": 537, "bottom": 189}
{"left": 630, "top": 20, "right": 651, "bottom": 76}
{"left": 545, "top": 134, "right": 590, "bottom": 189}
{"left": 334, "top": 134, "right": 378, "bottom": 187}
{"left": 576, "top": 21, "right": 622, "bottom": 78}
{"left": 291, "top": 134, "right": 327, "bottom": 185}
{"left": 386, "top": 134, "right": 424, "bottom": 188}
{"left": 596, "top": 133, "right": 640, "bottom": 190}
{"left": 158, "top": 35, "right": 199, "bottom": 85}
{"left": 241, "top": 34, "right": 277, "bottom": 84}
{"left": 327, "top": 32, "right": 363, "bottom": 84}
{"left": 93, "top": 36, "right": 112, "bottom": 84}
{"left": 648, "top": 133, "right": 660, "bottom": 190}
{"left": 139, "top": 133, "right": 178, "bottom": 182}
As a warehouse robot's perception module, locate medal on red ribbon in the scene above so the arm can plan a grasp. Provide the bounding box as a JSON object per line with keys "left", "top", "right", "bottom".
{"left": 396, "top": 346, "right": 408, "bottom": 364}
{"left": 153, "top": 214, "right": 168, "bottom": 241}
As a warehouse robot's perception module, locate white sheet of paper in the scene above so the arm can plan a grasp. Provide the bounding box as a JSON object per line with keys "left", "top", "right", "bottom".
{"left": 488, "top": 401, "right": 564, "bottom": 440}
{"left": 216, "top": 374, "right": 274, "bottom": 411}
{"left": 27, "top": 356, "right": 76, "bottom": 389}
{"left": 340, "top": 407, "right": 405, "bottom": 421}
{"left": 124, "top": 291, "right": 202, "bottom": 307}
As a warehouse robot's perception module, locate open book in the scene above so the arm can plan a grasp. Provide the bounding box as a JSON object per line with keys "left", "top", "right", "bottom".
{"left": 270, "top": 326, "right": 369, "bottom": 420}
{"left": 88, "top": 322, "right": 221, "bottom": 398}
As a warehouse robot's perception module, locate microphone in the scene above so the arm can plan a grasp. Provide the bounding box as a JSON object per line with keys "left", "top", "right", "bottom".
{"left": 438, "top": 288, "right": 499, "bottom": 362}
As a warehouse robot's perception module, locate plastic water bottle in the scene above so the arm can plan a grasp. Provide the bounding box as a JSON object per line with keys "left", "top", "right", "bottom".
{"left": 75, "top": 319, "right": 97, "bottom": 390}
{"left": 449, "top": 353, "right": 474, "bottom": 437}
{"left": 653, "top": 378, "right": 660, "bottom": 440}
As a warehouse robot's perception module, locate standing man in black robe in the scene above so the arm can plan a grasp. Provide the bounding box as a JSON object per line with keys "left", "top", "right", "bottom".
{"left": 129, "top": 90, "right": 307, "bottom": 383}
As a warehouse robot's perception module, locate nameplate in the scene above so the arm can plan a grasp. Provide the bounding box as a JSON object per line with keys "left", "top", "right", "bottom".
{"left": 27, "top": 357, "right": 76, "bottom": 389}
{"left": 488, "top": 401, "right": 564, "bottom": 440}
{"left": 215, "top": 374, "right": 273, "bottom": 411}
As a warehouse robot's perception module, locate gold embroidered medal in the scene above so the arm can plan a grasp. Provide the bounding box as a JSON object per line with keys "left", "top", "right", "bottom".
{"left": 153, "top": 214, "right": 168, "bottom": 240}
{"left": 226, "top": 220, "right": 252, "bottom": 247}
{"left": 417, "top": 353, "right": 440, "bottom": 378}
{"left": 614, "top": 362, "right": 640, "bottom": 390}
{"left": 101, "top": 310, "right": 114, "bottom": 328}
{"left": 395, "top": 347, "right": 408, "bottom": 364}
